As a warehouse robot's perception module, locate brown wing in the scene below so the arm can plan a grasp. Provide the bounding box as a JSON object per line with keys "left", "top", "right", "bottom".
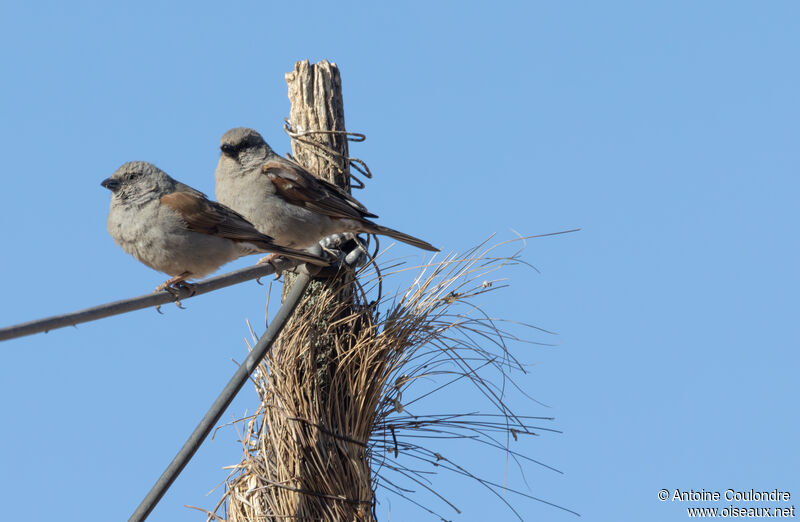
{"left": 261, "top": 158, "right": 378, "bottom": 220}
{"left": 160, "top": 191, "right": 274, "bottom": 243}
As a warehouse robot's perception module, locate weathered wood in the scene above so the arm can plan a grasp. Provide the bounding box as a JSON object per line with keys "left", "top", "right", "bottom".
{"left": 285, "top": 59, "right": 350, "bottom": 191}
{"left": 223, "top": 60, "right": 374, "bottom": 522}
{"left": 279, "top": 60, "right": 372, "bottom": 521}
{"left": 281, "top": 59, "right": 354, "bottom": 303}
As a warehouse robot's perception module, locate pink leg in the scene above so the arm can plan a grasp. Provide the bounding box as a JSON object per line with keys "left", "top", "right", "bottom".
{"left": 155, "top": 272, "right": 192, "bottom": 293}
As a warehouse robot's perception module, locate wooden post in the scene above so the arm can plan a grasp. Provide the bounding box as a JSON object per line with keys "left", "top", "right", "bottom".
{"left": 279, "top": 59, "right": 372, "bottom": 521}
{"left": 281, "top": 59, "right": 354, "bottom": 303}
{"left": 223, "top": 60, "right": 374, "bottom": 522}
{"left": 285, "top": 60, "right": 351, "bottom": 190}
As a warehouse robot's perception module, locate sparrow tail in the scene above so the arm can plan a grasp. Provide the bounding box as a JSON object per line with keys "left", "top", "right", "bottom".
{"left": 371, "top": 224, "right": 439, "bottom": 252}
{"left": 256, "top": 243, "right": 330, "bottom": 266}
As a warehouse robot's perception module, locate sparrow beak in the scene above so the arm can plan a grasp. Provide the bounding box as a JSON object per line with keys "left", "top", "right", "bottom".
{"left": 101, "top": 177, "right": 121, "bottom": 191}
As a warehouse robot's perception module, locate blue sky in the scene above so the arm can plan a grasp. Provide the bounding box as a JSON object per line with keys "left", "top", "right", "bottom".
{"left": 1, "top": 2, "right": 798, "bottom": 521}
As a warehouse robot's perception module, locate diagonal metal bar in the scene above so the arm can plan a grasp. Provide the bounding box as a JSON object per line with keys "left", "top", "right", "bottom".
{"left": 127, "top": 268, "right": 314, "bottom": 522}
{"left": 0, "top": 257, "right": 304, "bottom": 342}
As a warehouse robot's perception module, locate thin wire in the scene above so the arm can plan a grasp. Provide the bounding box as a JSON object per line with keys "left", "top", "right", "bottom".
{"left": 0, "top": 258, "right": 307, "bottom": 343}
{"left": 127, "top": 269, "right": 316, "bottom": 522}
{"left": 283, "top": 118, "right": 373, "bottom": 189}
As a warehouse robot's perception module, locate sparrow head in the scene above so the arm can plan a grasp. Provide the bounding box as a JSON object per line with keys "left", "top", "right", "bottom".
{"left": 219, "top": 127, "right": 271, "bottom": 163}
{"left": 102, "top": 161, "right": 175, "bottom": 202}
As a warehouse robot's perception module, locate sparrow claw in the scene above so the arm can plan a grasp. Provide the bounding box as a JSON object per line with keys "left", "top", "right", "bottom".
{"left": 159, "top": 285, "right": 182, "bottom": 308}
{"left": 258, "top": 254, "right": 283, "bottom": 279}
{"left": 320, "top": 244, "right": 341, "bottom": 258}
{"left": 153, "top": 277, "right": 195, "bottom": 310}
{"left": 317, "top": 233, "right": 369, "bottom": 268}
{"left": 175, "top": 281, "right": 197, "bottom": 297}
{"left": 161, "top": 284, "right": 182, "bottom": 298}
{"left": 168, "top": 283, "right": 195, "bottom": 308}
{"left": 258, "top": 254, "right": 277, "bottom": 265}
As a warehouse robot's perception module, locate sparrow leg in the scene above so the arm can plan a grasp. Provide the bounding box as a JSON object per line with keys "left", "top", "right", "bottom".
{"left": 170, "top": 282, "right": 197, "bottom": 308}
{"left": 318, "top": 233, "right": 369, "bottom": 268}
{"left": 155, "top": 272, "right": 192, "bottom": 293}
{"left": 154, "top": 272, "right": 194, "bottom": 310}
{"left": 320, "top": 244, "right": 341, "bottom": 259}
{"left": 257, "top": 253, "right": 278, "bottom": 265}
{"left": 257, "top": 254, "right": 283, "bottom": 279}
{"left": 175, "top": 280, "right": 197, "bottom": 297}
{"left": 318, "top": 233, "right": 348, "bottom": 259}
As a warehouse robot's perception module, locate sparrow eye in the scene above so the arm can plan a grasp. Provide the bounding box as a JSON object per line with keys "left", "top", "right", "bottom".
{"left": 221, "top": 143, "right": 236, "bottom": 156}
{"left": 128, "top": 173, "right": 139, "bottom": 180}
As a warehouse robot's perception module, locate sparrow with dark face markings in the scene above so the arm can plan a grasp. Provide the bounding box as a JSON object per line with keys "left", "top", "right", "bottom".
{"left": 214, "top": 127, "right": 438, "bottom": 252}
{"left": 102, "top": 161, "right": 327, "bottom": 292}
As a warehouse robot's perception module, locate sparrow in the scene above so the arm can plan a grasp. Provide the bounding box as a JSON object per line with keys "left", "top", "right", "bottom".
{"left": 214, "top": 127, "right": 438, "bottom": 253}
{"left": 102, "top": 161, "right": 327, "bottom": 292}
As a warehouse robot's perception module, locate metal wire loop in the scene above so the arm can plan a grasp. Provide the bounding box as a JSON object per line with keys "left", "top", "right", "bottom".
{"left": 283, "top": 119, "right": 373, "bottom": 189}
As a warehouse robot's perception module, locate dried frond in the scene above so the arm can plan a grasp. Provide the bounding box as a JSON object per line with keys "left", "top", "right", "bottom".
{"left": 213, "top": 237, "right": 569, "bottom": 521}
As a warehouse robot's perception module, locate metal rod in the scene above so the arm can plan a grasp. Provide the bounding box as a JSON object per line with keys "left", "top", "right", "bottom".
{"left": 127, "top": 269, "right": 314, "bottom": 522}
{"left": 0, "top": 258, "right": 303, "bottom": 342}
